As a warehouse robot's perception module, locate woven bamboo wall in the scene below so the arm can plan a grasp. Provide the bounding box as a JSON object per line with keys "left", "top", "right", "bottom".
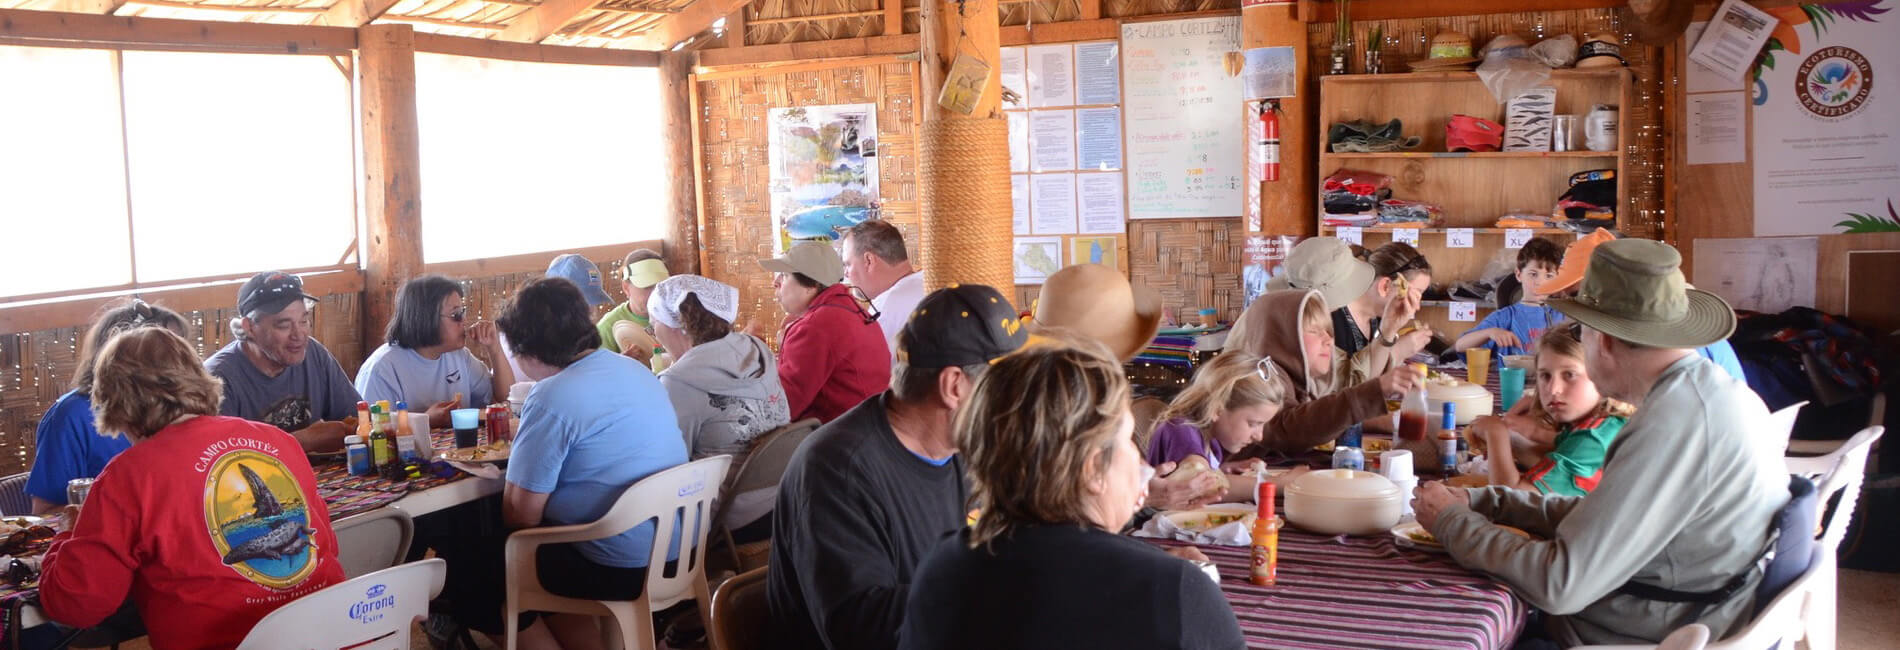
{"left": 0, "top": 293, "right": 364, "bottom": 479}
{"left": 1307, "top": 7, "right": 1667, "bottom": 240}
{"left": 740, "top": 0, "right": 1240, "bottom": 46}
{"left": 697, "top": 61, "right": 923, "bottom": 335}
{"left": 1014, "top": 218, "right": 1243, "bottom": 322}
{"left": 0, "top": 252, "right": 631, "bottom": 480}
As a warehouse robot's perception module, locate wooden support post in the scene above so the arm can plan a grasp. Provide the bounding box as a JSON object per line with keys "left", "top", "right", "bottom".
{"left": 358, "top": 24, "right": 423, "bottom": 350}
{"left": 920, "top": 0, "right": 1001, "bottom": 120}
{"left": 1244, "top": 1, "right": 1314, "bottom": 236}
{"left": 883, "top": 0, "right": 903, "bottom": 35}
{"left": 1079, "top": 0, "right": 1100, "bottom": 21}
{"left": 659, "top": 51, "right": 701, "bottom": 276}
{"left": 722, "top": 6, "right": 745, "bottom": 47}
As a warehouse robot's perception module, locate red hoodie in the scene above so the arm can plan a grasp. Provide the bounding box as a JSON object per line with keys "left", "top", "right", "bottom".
{"left": 39, "top": 415, "right": 345, "bottom": 650}
{"left": 778, "top": 283, "right": 892, "bottom": 423}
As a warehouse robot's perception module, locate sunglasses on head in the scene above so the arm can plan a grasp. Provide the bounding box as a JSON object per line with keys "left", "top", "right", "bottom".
{"left": 1256, "top": 357, "right": 1281, "bottom": 384}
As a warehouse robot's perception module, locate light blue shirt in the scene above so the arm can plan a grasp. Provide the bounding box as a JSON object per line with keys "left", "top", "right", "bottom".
{"left": 506, "top": 349, "right": 688, "bottom": 567}
{"left": 1698, "top": 340, "right": 1748, "bottom": 384}
{"left": 354, "top": 344, "right": 494, "bottom": 410}
{"left": 1465, "top": 302, "right": 1566, "bottom": 358}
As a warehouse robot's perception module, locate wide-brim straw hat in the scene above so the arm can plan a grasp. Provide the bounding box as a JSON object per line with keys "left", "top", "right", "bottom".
{"left": 1548, "top": 239, "right": 1737, "bottom": 349}
{"left": 1031, "top": 263, "right": 1162, "bottom": 363}
{"left": 1265, "top": 237, "right": 1375, "bottom": 311}
{"left": 1625, "top": 0, "right": 1693, "bottom": 46}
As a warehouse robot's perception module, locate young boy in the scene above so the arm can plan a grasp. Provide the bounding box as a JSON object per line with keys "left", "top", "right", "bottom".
{"left": 595, "top": 248, "right": 669, "bottom": 363}
{"left": 1454, "top": 237, "right": 1564, "bottom": 358}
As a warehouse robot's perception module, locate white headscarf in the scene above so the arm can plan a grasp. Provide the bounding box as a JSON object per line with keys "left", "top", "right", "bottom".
{"left": 647, "top": 274, "right": 740, "bottom": 329}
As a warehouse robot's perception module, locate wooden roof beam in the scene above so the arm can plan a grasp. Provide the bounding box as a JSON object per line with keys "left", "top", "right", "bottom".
{"left": 320, "top": 0, "right": 402, "bottom": 27}
{"left": 495, "top": 0, "right": 605, "bottom": 42}
{"left": 627, "top": 0, "right": 751, "bottom": 51}
{"left": 38, "top": 0, "right": 133, "bottom": 14}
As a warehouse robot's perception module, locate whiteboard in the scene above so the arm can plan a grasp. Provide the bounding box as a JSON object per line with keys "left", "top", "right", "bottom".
{"left": 1121, "top": 16, "right": 1245, "bottom": 220}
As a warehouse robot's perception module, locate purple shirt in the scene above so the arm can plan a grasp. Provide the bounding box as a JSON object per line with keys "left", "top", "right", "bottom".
{"left": 1145, "top": 418, "right": 1224, "bottom": 468}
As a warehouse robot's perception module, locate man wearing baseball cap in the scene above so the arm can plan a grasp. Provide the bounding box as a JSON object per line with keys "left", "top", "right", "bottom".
{"left": 595, "top": 248, "right": 670, "bottom": 362}
{"left": 1414, "top": 240, "right": 1787, "bottom": 645}
{"left": 204, "top": 271, "right": 362, "bottom": 452}
{"left": 769, "top": 284, "right": 1026, "bottom": 650}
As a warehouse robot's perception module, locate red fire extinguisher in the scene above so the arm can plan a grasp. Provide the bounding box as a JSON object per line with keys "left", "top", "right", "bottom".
{"left": 1257, "top": 99, "right": 1281, "bottom": 182}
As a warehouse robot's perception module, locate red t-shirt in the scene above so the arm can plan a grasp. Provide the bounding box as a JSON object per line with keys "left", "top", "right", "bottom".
{"left": 39, "top": 415, "right": 346, "bottom": 649}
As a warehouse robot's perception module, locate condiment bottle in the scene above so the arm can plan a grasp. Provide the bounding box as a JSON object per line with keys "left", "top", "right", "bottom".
{"left": 368, "top": 403, "right": 391, "bottom": 470}
{"left": 345, "top": 435, "right": 371, "bottom": 476}
{"left": 1399, "top": 381, "right": 1430, "bottom": 441}
{"left": 381, "top": 410, "right": 403, "bottom": 468}
{"left": 1438, "top": 403, "right": 1459, "bottom": 476}
{"left": 355, "top": 401, "right": 371, "bottom": 438}
{"left": 1250, "top": 482, "right": 1279, "bottom": 586}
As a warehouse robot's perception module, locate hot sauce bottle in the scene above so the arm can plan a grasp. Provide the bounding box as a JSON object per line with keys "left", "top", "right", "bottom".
{"left": 1250, "top": 482, "right": 1279, "bottom": 586}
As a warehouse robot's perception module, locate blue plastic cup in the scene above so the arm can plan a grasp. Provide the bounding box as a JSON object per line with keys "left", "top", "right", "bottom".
{"left": 451, "top": 408, "right": 481, "bottom": 448}
{"left": 1499, "top": 367, "right": 1527, "bottom": 411}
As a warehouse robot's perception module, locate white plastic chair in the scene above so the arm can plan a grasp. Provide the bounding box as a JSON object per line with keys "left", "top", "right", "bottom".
{"left": 1762, "top": 401, "right": 1807, "bottom": 457}
{"left": 333, "top": 508, "right": 415, "bottom": 578}
{"left": 236, "top": 558, "right": 446, "bottom": 650}
{"left": 1784, "top": 426, "right": 1885, "bottom": 551}
{"left": 1787, "top": 393, "right": 1884, "bottom": 456}
{"left": 1575, "top": 548, "right": 1833, "bottom": 650}
{"left": 504, "top": 455, "right": 731, "bottom": 650}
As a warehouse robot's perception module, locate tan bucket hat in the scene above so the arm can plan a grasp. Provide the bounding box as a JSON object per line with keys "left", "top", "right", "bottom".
{"left": 1548, "top": 239, "right": 1737, "bottom": 349}
{"left": 758, "top": 241, "right": 845, "bottom": 286}
{"left": 1266, "top": 237, "right": 1375, "bottom": 311}
{"left": 1031, "top": 264, "right": 1162, "bottom": 363}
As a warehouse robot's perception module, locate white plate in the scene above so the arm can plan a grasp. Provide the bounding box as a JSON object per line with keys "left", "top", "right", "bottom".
{"left": 1161, "top": 504, "right": 1257, "bottom": 534}
{"left": 1391, "top": 521, "right": 1446, "bottom": 552}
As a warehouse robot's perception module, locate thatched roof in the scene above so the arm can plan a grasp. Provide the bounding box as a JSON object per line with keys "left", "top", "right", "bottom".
{"left": 0, "top": 0, "right": 1235, "bottom": 50}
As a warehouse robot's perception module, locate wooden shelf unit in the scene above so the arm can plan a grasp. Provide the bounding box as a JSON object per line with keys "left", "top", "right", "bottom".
{"left": 1316, "top": 68, "right": 1632, "bottom": 336}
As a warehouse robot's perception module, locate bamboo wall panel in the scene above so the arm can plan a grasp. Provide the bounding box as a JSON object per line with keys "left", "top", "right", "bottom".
{"left": 0, "top": 293, "right": 363, "bottom": 480}
{"left": 1306, "top": 7, "right": 1666, "bottom": 240}
{"left": 697, "top": 61, "right": 922, "bottom": 336}
{"left": 1013, "top": 218, "right": 1244, "bottom": 325}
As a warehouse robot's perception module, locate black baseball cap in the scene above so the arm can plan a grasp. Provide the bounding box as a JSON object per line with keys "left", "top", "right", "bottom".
{"left": 237, "top": 271, "right": 319, "bottom": 316}
{"left": 896, "top": 284, "right": 1029, "bottom": 368}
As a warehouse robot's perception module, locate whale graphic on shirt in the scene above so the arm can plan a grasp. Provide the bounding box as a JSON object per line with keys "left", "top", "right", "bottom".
{"left": 219, "top": 464, "right": 315, "bottom": 566}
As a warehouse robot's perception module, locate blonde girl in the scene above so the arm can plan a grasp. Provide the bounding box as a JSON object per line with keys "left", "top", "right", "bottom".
{"left": 1469, "top": 324, "right": 1635, "bottom": 496}
{"left": 1146, "top": 351, "right": 1291, "bottom": 501}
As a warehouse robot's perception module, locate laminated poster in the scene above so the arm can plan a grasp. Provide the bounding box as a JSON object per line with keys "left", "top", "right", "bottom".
{"left": 1014, "top": 236, "right": 1064, "bottom": 285}
{"left": 1071, "top": 236, "right": 1121, "bottom": 270}
{"left": 1027, "top": 44, "right": 1076, "bottom": 108}
{"left": 1030, "top": 173, "right": 1079, "bottom": 234}
{"left": 1007, "top": 111, "right": 1030, "bottom": 173}
{"left": 1012, "top": 175, "right": 1030, "bottom": 235}
{"left": 767, "top": 104, "right": 879, "bottom": 252}
{"left": 1075, "top": 41, "right": 1122, "bottom": 105}
{"left": 1000, "top": 47, "right": 1028, "bottom": 107}
{"left": 1077, "top": 173, "right": 1125, "bottom": 234}
{"left": 1076, "top": 107, "right": 1122, "bottom": 171}
{"left": 1030, "top": 109, "right": 1077, "bottom": 172}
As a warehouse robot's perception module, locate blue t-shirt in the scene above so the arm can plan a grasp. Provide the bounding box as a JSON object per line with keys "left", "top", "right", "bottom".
{"left": 354, "top": 343, "right": 494, "bottom": 410}
{"left": 1465, "top": 302, "right": 1565, "bottom": 358}
{"left": 24, "top": 391, "right": 132, "bottom": 508}
{"left": 506, "top": 349, "right": 689, "bottom": 568}
{"left": 205, "top": 339, "right": 361, "bottom": 433}
{"left": 1698, "top": 340, "right": 1748, "bottom": 383}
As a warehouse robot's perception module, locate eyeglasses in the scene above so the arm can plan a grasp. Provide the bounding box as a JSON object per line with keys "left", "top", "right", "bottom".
{"left": 1256, "top": 357, "right": 1281, "bottom": 384}
{"left": 443, "top": 307, "right": 468, "bottom": 323}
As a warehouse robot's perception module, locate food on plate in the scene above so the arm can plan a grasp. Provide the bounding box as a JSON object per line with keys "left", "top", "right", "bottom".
{"left": 445, "top": 439, "right": 511, "bottom": 462}
{"left": 1406, "top": 528, "right": 1438, "bottom": 544}
{"left": 1446, "top": 474, "right": 1489, "bottom": 489}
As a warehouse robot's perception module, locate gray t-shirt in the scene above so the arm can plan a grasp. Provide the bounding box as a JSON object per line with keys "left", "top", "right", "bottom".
{"left": 205, "top": 339, "right": 362, "bottom": 433}
{"left": 354, "top": 343, "right": 494, "bottom": 410}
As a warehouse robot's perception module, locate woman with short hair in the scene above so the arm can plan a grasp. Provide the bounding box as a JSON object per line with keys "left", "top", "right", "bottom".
{"left": 438, "top": 276, "right": 688, "bottom": 650}
{"left": 760, "top": 241, "right": 889, "bottom": 423}
{"left": 354, "top": 274, "right": 515, "bottom": 427}
{"left": 39, "top": 328, "right": 346, "bottom": 649}
{"left": 897, "top": 341, "right": 1246, "bottom": 650}
{"left": 26, "top": 299, "right": 189, "bottom": 514}
{"left": 648, "top": 275, "right": 790, "bottom": 544}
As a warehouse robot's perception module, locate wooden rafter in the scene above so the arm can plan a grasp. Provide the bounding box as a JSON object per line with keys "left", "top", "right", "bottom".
{"left": 379, "top": 13, "right": 508, "bottom": 30}
{"left": 626, "top": 0, "right": 749, "bottom": 50}
{"left": 495, "top": 0, "right": 607, "bottom": 42}
{"left": 119, "top": 0, "right": 328, "bottom": 13}
{"left": 881, "top": 0, "right": 899, "bottom": 35}
{"left": 34, "top": 0, "right": 133, "bottom": 14}
{"left": 318, "top": 0, "right": 400, "bottom": 26}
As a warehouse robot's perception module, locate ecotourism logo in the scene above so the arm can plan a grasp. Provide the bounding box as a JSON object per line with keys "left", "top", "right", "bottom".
{"left": 203, "top": 449, "right": 320, "bottom": 589}
{"left": 1796, "top": 46, "right": 1874, "bottom": 118}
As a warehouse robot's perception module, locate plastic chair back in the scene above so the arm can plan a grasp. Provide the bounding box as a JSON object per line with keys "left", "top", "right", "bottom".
{"left": 1763, "top": 401, "right": 1807, "bottom": 457}
{"left": 0, "top": 473, "right": 31, "bottom": 516}
{"left": 333, "top": 507, "right": 415, "bottom": 578}
{"left": 1785, "top": 426, "right": 1884, "bottom": 550}
{"left": 236, "top": 558, "right": 446, "bottom": 650}
{"left": 709, "top": 566, "right": 768, "bottom": 650}
{"left": 728, "top": 419, "right": 819, "bottom": 497}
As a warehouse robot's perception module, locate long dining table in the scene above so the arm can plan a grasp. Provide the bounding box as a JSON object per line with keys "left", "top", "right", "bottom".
{"left": 2, "top": 429, "right": 504, "bottom": 640}
{"left": 1147, "top": 528, "right": 1529, "bottom": 650}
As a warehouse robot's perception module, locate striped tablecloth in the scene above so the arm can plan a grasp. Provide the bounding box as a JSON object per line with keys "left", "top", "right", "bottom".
{"left": 1149, "top": 529, "right": 1528, "bottom": 650}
